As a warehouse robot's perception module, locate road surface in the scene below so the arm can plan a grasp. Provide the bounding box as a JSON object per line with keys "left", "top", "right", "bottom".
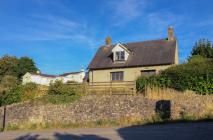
{"left": 0, "top": 122, "right": 213, "bottom": 140}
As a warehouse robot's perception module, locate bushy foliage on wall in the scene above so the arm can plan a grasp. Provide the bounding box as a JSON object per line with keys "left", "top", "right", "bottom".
{"left": 0, "top": 83, "right": 38, "bottom": 106}
{"left": 137, "top": 55, "right": 213, "bottom": 94}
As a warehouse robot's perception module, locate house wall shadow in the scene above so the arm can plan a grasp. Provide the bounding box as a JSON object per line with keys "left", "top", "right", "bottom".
{"left": 117, "top": 121, "right": 213, "bottom": 140}
{"left": 14, "top": 133, "right": 43, "bottom": 140}
{"left": 54, "top": 132, "right": 110, "bottom": 140}
{"left": 14, "top": 132, "right": 110, "bottom": 140}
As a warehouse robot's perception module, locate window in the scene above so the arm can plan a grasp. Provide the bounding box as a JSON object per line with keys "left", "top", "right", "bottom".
{"left": 111, "top": 71, "right": 124, "bottom": 81}
{"left": 115, "top": 51, "right": 125, "bottom": 61}
{"left": 141, "top": 70, "right": 156, "bottom": 76}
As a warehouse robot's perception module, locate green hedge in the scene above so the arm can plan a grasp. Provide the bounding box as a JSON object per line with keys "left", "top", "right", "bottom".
{"left": 136, "top": 56, "right": 213, "bottom": 94}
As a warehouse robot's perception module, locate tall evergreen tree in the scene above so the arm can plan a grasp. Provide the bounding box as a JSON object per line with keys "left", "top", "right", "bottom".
{"left": 191, "top": 39, "right": 213, "bottom": 58}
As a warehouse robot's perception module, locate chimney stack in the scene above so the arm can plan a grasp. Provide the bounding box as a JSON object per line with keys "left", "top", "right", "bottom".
{"left": 168, "top": 26, "right": 175, "bottom": 41}
{"left": 105, "top": 36, "right": 112, "bottom": 47}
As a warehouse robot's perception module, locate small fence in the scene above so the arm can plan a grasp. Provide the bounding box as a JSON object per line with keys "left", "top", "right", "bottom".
{"left": 67, "top": 81, "right": 136, "bottom": 94}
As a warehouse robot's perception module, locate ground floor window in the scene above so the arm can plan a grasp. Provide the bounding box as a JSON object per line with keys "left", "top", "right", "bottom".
{"left": 141, "top": 70, "right": 156, "bottom": 76}
{"left": 111, "top": 71, "right": 124, "bottom": 81}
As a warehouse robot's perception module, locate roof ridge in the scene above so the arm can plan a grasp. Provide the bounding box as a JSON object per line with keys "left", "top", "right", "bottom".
{"left": 123, "top": 38, "right": 169, "bottom": 45}
{"left": 29, "top": 72, "right": 57, "bottom": 77}
{"left": 99, "top": 38, "right": 171, "bottom": 48}
{"left": 59, "top": 71, "right": 82, "bottom": 76}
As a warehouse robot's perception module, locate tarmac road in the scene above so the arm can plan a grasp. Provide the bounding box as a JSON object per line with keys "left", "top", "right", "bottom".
{"left": 0, "top": 122, "right": 213, "bottom": 140}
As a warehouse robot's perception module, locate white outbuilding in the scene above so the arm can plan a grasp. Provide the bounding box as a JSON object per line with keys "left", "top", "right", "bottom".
{"left": 22, "top": 69, "right": 85, "bottom": 86}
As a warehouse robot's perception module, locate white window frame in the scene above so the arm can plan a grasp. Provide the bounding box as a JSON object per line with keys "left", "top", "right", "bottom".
{"left": 115, "top": 51, "right": 125, "bottom": 61}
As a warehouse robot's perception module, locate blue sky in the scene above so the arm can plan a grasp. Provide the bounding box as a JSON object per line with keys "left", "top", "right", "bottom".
{"left": 0, "top": 0, "right": 213, "bottom": 74}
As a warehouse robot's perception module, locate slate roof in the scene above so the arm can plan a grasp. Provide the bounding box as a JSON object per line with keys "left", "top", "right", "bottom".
{"left": 29, "top": 71, "right": 82, "bottom": 78}
{"left": 59, "top": 71, "right": 82, "bottom": 76}
{"left": 32, "top": 73, "right": 56, "bottom": 78}
{"left": 88, "top": 39, "right": 177, "bottom": 70}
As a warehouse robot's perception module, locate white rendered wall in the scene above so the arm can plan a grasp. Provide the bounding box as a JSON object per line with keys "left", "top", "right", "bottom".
{"left": 22, "top": 71, "right": 85, "bottom": 86}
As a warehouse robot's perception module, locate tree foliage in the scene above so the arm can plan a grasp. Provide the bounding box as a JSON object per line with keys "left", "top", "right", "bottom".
{"left": 0, "top": 85, "right": 22, "bottom": 106}
{"left": 0, "top": 83, "right": 38, "bottom": 106}
{"left": 0, "top": 55, "right": 19, "bottom": 77}
{"left": 44, "top": 81, "right": 80, "bottom": 104}
{"left": 0, "top": 55, "right": 38, "bottom": 81}
{"left": 191, "top": 39, "right": 213, "bottom": 58}
{"left": 48, "top": 80, "right": 75, "bottom": 95}
{"left": 137, "top": 55, "right": 213, "bottom": 94}
{"left": 16, "top": 57, "right": 38, "bottom": 79}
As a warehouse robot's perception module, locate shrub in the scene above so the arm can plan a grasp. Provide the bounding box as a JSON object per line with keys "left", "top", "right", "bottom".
{"left": 136, "top": 76, "right": 149, "bottom": 92}
{"left": 0, "top": 75, "right": 18, "bottom": 95}
{"left": 41, "top": 81, "right": 81, "bottom": 104}
{"left": 41, "top": 94, "right": 80, "bottom": 104}
{"left": 1, "top": 86, "right": 22, "bottom": 106}
{"left": 0, "top": 75, "right": 18, "bottom": 88}
{"left": 0, "top": 83, "right": 39, "bottom": 106}
{"left": 136, "top": 56, "right": 213, "bottom": 94}
{"left": 21, "top": 83, "right": 39, "bottom": 101}
{"left": 48, "top": 81, "right": 75, "bottom": 95}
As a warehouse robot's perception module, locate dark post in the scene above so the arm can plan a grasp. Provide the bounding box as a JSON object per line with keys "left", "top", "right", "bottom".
{"left": 2, "top": 106, "right": 6, "bottom": 131}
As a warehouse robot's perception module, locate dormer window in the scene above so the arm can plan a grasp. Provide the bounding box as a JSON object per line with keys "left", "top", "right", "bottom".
{"left": 112, "top": 43, "right": 130, "bottom": 62}
{"left": 115, "top": 51, "right": 125, "bottom": 61}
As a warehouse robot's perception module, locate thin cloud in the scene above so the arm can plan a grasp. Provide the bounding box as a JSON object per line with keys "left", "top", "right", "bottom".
{"left": 31, "top": 14, "right": 81, "bottom": 32}
{"left": 33, "top": 0, "right": 72, "bottom": 14}
{"left": 2, "top": 14, "right": 98, "bottom": 48}
{"left": 107, "top": 0, "right": 147, "bottom": 26}
{"left": 145, "top": 11, "right": 183, "bottom": 32}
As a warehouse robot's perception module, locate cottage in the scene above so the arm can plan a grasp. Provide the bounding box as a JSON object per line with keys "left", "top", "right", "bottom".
{"left": 88, "top": 27, "right": 178, "bottom": 83}
{"left": 22, "top": 69, "right": 85, "bottom": 86}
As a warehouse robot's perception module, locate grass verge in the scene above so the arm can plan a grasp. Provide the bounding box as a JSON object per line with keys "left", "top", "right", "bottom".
{"left": 5, "top": 114, "right": 213, "bottom": 131}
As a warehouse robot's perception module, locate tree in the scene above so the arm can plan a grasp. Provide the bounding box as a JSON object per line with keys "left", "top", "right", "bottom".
{"left": 191, "top": 39, "right": 213, "bottom": 58}
{"left": 0, "top": 55, "right": 38, "bottom": 81}
{"left": 17, "top": 57, "right": 38, "bottom": 79}
{"left": 0, "top": 55, "right": 19, "bottom": 78}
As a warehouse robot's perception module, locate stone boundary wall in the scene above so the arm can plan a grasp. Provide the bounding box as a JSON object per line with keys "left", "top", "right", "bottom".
{"left": 0, "top": 94, "right": 213, "bottom": 129}
{"left": 0, "top": 95, "right": 156, "bottom": 128}
{"left": 170, "top": 93, "right": 213, "bottom": 119}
